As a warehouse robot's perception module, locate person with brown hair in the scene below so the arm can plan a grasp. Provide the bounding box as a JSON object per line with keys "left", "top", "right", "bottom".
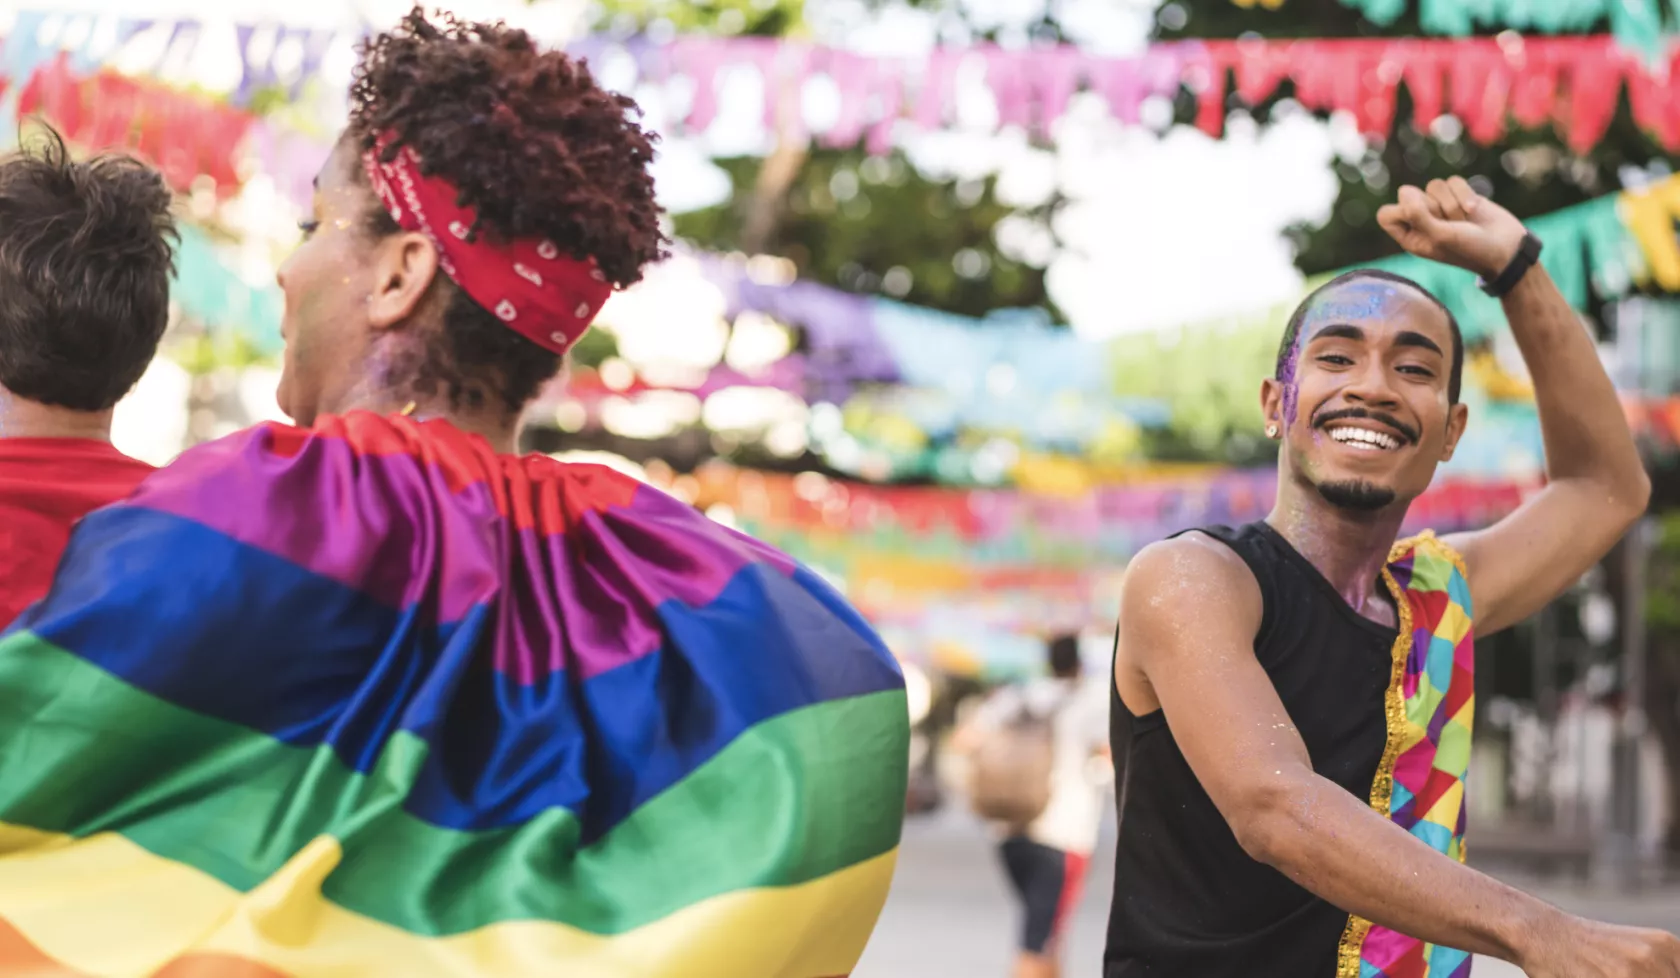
{"left": 0, "top": 125, "right": 174, "bottom": 626}
{"left": 0, "top": 9, "right": 909, "bottom": 976}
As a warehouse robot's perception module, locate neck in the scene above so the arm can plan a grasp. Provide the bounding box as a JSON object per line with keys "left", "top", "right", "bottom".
{"left": 0, "top": 388, "right": 114, "bottom": 442}
{"left": 1266, "top": 478, "right": 1408, "bottom": 616}
{"left": 336, "top": 390, "right": 522, "bottom": 455}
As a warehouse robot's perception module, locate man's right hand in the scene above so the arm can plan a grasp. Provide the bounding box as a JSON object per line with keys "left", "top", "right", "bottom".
{"left": 1521, "top": 919, "right": 1680, "bottom": 978}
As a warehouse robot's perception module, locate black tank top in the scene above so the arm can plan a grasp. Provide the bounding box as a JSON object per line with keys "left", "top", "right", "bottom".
{"left": 1104, "top": 522, "right": 1397, "bottom": 978}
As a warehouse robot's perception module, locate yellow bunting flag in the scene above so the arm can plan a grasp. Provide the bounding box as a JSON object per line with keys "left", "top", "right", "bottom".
{"left": 1620, "top": 175, "right": 1680, "bottom": 291}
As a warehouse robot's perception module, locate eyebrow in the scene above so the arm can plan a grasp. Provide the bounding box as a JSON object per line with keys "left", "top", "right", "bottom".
{"left": 1393, "top": 330, "right": 1445, "bottom": 357}
{"left": 1309, "top": 323, "right": 1365, "bottom": 343}
{"left": 1308, "top": 323, "right": 1445, "bottom": 357}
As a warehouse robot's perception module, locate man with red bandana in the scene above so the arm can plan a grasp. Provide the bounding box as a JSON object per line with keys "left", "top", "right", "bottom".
{"left": 1106, "top": 179, "right": 1677, "bottom": 977}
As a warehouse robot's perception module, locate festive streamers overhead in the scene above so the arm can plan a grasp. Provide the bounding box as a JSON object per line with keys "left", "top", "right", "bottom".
{"left": 3, "top": 10, "right": 353, "bottom": 107}
{"left": 172, "top": 226, "right": 284, "bottom": 354}
{"left": 1290, "top": 0, "right": 1679, "bottom": 63}
{"left": 684, "top": 463, "right": 1537, "bottom": 601}
{"left": 575, "top": 35, "right": 1202, "bottom": 151}
{"left": 574, "top": 34, "right": 1680, "bottom": 153}
{"left": 14, "top": 15, "right": 1680, "bottom": 159}
{"left": 17, "top": 54, "right": 254, "bottom": 196}
{"left": 1190, "top": 36, "right": 1680, "bottom": 149}
{"left": 700, "top": 173, "right": 1670, "bottom": 460}
{"left": 674, "top": 460, "right": 1537, "bottom": 663}
{"left": 1627, "top": 395, "right": 1680, "bottom": 450}
{"left": 1621, "top": 175, "right": 1680, "bottom": 290}
{"left": 16, "top": 14, "right": 1680, "bottom": 161}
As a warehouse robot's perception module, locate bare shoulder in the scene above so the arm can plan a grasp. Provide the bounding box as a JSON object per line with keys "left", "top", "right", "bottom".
{"left": 1115, "top": 533, "right": 1264, "bottom": 712}
{"left": 1120, "top": 532, "right": 1261, "bottom": 620}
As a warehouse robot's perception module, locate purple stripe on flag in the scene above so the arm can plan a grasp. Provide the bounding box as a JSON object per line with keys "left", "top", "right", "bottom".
{"left": 124, "top": 428, "right": 503, "bottom": 623}
{"left": 125, "top": 428, "right": 797, "bottom": 652}
{"left": 498, "top": 489, "right": 797, "bottom": 682}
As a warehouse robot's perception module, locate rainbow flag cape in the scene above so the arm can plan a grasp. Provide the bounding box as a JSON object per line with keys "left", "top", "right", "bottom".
{"left": 0, "top": 412, "right": 909, "bottom": 977}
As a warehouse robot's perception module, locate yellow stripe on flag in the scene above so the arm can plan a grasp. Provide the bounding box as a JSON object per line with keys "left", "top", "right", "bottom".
{"left": 0, "top": 824, "right": 893, "bottom": 978}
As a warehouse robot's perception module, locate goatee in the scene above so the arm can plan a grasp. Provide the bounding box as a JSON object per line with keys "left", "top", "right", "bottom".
{"left": 1316, "top": 479, "right": 1396, "bottom": 511}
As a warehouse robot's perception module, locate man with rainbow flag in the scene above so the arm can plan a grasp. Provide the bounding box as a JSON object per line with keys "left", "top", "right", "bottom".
{"left": 0, "top": 8, "right": 909, "bottom": 976}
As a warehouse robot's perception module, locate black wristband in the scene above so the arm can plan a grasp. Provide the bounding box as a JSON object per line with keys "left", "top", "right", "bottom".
{"left": 1478, "top": 232, "right": 1543, "bottom": 297}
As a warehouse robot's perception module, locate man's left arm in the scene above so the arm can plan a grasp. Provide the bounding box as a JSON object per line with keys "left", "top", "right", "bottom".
{"left": 1382, "top": 178, "right": 1651, "bottom": 637}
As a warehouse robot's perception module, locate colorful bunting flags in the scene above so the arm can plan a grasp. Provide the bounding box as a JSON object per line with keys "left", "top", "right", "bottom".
{"left": 694, "top": 173, "right": 1677, "bottom": 477}
{"left": 1253, "top": 0, "right": 1680, "bottom": 63}
{"left": 1190, "top": 36, "right": 1680, "bottom": 150}
{"left": 17, "top": 54, "right": 254, "bottom": 196}
{"left": 679, "top": 461, "right": 1539, "bottom": 611}
{"left": 574, "top": 35, "right": 1199, "bottom": 152}
{"left": 171, "top": 226, "right": 285, "bottom": 354}
{"left": 2, "top": 11, "right": 353, "bottom": 108}
{"left": 573, "top": 35, "right": 1680, "bottom": 153}
{"left": 13, "top": 12, "right": 1680, "bottom": 160}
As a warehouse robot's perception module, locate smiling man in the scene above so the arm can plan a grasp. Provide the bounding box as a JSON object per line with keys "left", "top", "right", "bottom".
{"left": 1105, "top": 177, "right": 1677, "bottom": 978}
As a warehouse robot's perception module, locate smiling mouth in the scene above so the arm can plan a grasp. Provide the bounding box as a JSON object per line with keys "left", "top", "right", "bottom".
{"left": 1327, "top": 424, "right": 1404, "bottom": 451}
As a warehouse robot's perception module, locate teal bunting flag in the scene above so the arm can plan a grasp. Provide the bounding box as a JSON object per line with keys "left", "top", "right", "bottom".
{"left": 1333, "top": 0, "right": 1678, "bottom": 62}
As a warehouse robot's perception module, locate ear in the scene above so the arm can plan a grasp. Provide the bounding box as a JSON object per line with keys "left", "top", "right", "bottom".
{"left": 1439, "top": 401, "right": 1470, "bottom": 462}
{"left": 1259, "top": 377, "right": 1284, "bottom": 436}
{"left": 366, "top": 231, "right": 441, "bottom": 331}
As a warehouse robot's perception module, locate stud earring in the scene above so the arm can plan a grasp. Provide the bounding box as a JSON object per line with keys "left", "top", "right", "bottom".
{"left": 1266, "top": 424, "right": 1279, "bottom": 438}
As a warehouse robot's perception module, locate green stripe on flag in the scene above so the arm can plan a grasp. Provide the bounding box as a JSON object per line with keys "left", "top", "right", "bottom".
{"left": 0, "top": 633, "right": 908, "bottom": 936}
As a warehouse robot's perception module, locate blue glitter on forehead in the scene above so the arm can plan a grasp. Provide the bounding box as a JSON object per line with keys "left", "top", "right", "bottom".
{"left": 1275, "top": 284, "right": 1402, "bottom": 427}
{"left": 1300, "top": 284, "right": 1395, "bottom": 329}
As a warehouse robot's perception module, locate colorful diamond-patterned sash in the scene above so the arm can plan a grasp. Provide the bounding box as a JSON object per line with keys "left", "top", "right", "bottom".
{"left": 1337, "top": 531, "right": 1477, "bottom": 978}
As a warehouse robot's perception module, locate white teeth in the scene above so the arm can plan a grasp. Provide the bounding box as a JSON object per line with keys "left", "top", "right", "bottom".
{"left": 1329, "top": 426, "right": 1400, "bottom": 450}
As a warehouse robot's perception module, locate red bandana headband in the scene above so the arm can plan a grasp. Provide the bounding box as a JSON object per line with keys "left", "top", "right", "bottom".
{"left": 361, "top": 134, "right": 611, "bottom": 355}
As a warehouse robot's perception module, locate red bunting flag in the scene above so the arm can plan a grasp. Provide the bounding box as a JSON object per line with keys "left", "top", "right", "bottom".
{"left": 16, "top": 54, "right": 253, "bottom": 197}
{"left": 1191, "top": 36, "right": 1675, "bottom": 152}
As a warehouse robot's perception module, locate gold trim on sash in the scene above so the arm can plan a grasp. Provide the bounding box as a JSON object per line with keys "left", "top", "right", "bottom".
{"left": 1334, "top": 559, "right": 1414, "bottom": 978}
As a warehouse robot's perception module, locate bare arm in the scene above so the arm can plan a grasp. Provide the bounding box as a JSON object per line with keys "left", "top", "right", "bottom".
{"left": 1116, "top": 536, "right": 1677, "bottom": 974}
{"left": 1439, "top": 262, "right": 1649, "bottom": 633}
{"left": 1378, "top": 179, "right": 1650, "bottom": 636}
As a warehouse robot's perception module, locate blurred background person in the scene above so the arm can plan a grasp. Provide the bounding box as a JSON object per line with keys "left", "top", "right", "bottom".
{"left": 0, "top": 125, "right": 175, "bottom": 627}
{"left": 957, "top": 633, "right": 1112, "bottom": 978}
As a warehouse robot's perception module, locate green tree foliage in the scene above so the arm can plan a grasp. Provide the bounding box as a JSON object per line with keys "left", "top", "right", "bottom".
{"left": 674, "top": 152, "right": 1059, "bottom": 318}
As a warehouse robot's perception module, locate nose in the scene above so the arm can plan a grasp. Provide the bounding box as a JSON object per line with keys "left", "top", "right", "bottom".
{"left": 1341, "top": 359, "right": 1401, "bottom": 409}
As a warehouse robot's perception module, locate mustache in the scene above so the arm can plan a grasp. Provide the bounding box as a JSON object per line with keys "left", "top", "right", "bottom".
{"left": 1312, "top": 407, "right": 1419, "bottom": 445}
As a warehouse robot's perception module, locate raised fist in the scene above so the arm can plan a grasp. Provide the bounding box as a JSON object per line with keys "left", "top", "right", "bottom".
{"left": 1376, "top": 176, "right": 1529, "bottom": 281}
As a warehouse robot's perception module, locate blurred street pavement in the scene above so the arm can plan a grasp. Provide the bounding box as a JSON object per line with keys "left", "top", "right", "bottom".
{"left": 856, "top": 808, "right": 1680, "bottom": 978}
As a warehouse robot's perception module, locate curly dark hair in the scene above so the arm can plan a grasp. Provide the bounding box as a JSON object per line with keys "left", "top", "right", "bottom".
{"left": 346, "top": 6, "right": 668, "bottom": 415}
{"left": 0, "top": 124, "right": 177, "bottom": 412}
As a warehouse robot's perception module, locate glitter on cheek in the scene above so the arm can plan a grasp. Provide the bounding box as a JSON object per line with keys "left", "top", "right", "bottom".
{"left": 1278, "top": 338, "right": 1303, "bottom": 428}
